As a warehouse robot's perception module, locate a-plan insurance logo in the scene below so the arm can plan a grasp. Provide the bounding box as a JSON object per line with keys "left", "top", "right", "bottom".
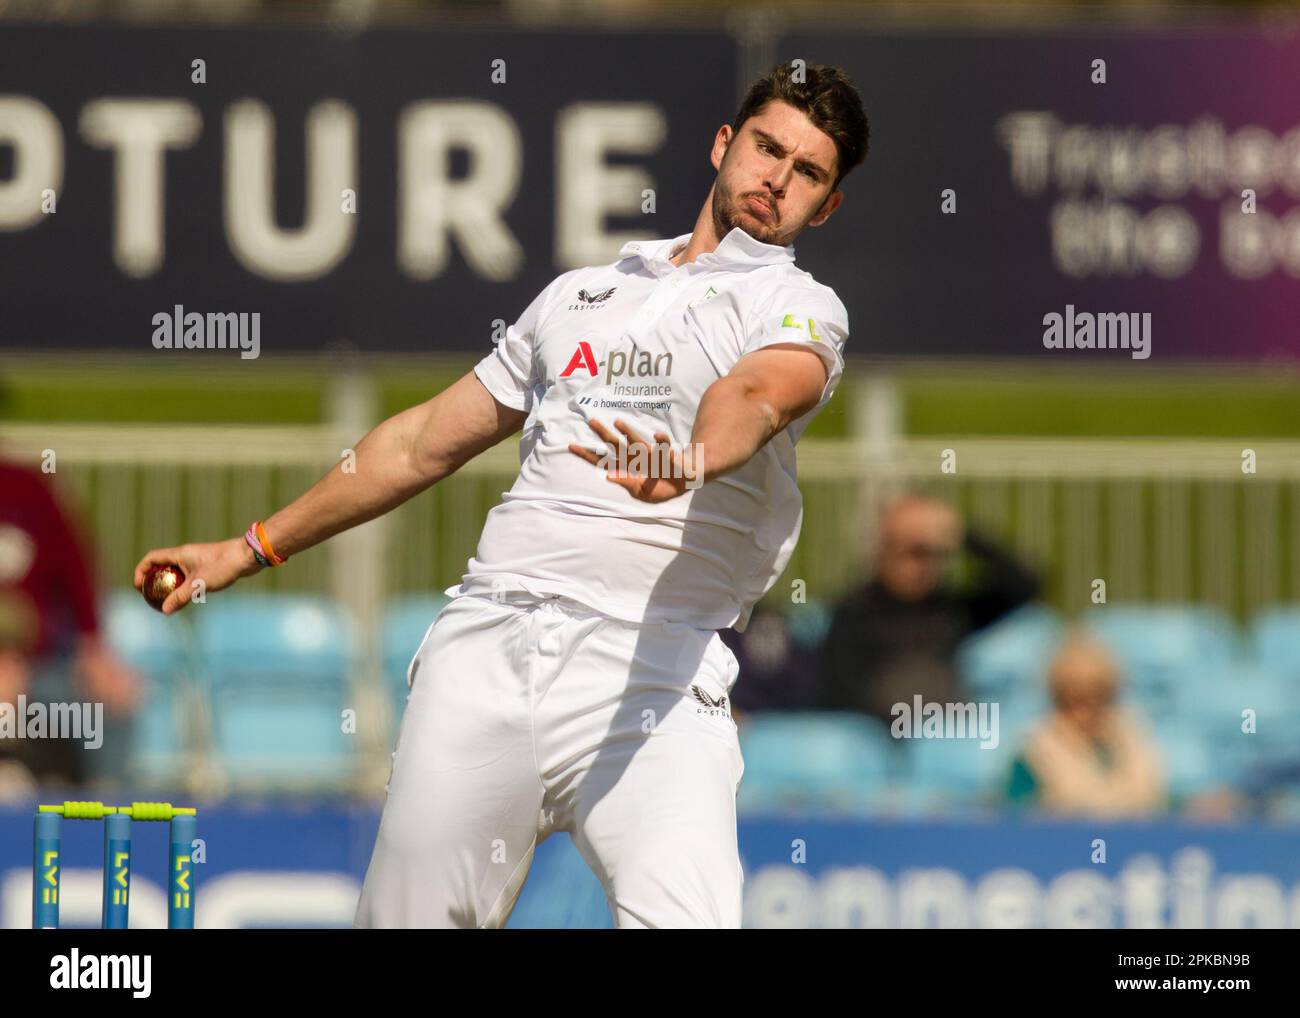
{"left": 559, "top": 339, "right": 672, "bottom": 385}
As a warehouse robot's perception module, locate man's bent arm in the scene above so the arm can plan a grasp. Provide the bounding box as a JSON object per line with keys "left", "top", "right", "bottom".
{"left": 688, "top": 344, "right": 828, "bottom": 484}
{"left": 260, "top": 371, "right": 527, "bottom": 560}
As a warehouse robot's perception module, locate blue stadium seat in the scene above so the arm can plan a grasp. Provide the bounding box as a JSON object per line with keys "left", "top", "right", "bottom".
{"left": 105, "top": 589, "right": 188, "bottom": 672}
{"left": 1148, "top": 721, "right": 1216, "bottom": 802}
{"left": 103, "top": 590, "right": 193, "bottom": 784}
{"left": 1123, "top": 682, "right": 1176, "bottom": 722}
{"left": 381, "top": 594, "right": 451, "bottom": 718}
{"left": 737, "top": 712, "right": 893, "bottom": 816}
{"left": 1087, "top": 605, "right": 1241, "bottom": 712}
{"left": 1171, "top": 663, "right": 1286, "bottom": 728}
{"left": 1250, "top": 605, "right": 1300, "bottom": 680}
{"left": 1174, "top": 665, "right": 1300, "bottom": 785}
{"left": 194, "top": 595, "right": 356, "bottom": 787}
{"left": 897, "top": 726, "right": 1012, "bottom": 814}
{"left": 956, "top": 604, "right": 1064, "bottom": 700}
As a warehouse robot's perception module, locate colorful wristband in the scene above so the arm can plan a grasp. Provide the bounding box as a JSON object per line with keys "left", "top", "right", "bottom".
{"left": 245, "top": 520, "right": 287, "bottom": 567}
{"left": 244, "top": 530, "right": 271, "bottom": 568}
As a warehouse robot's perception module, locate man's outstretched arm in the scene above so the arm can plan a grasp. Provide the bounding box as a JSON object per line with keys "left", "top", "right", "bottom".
{"left": 133, "top": 371, "right": 527, "bottom": 613}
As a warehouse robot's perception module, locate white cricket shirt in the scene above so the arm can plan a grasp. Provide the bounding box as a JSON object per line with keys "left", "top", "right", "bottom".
{"left": 449, "top": 225, "right": 849, "bottom": 632}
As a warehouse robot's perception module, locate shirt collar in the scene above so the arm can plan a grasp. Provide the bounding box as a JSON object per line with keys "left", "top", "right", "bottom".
{"left": 618, "top": 226, "right": 795, "bottom": 277}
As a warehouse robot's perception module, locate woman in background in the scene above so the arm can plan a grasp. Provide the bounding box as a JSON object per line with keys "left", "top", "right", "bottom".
{"left": 1007, "top": 635, "right": 1165, "bottom": 818}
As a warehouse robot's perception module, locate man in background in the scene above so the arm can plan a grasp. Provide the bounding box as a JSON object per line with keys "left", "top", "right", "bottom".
{"left": 821, "top": 493, "right": 1039, "bottom": 723}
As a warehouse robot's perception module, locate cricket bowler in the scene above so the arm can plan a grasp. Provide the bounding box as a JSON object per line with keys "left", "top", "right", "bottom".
{"left": 134, "top": 62, "right": 869, "bottom": 928}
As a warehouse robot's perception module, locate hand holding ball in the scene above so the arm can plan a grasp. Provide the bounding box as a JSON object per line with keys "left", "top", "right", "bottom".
{"left": 142, "top": 564, "right": 185, "bottom": 613}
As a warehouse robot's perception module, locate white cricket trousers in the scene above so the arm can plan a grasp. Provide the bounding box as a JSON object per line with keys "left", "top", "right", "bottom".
{"left": 353, "top": 592, "right": 745, "bottom": 929}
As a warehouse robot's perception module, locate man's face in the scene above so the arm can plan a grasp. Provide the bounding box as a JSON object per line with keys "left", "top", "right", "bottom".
{"left": 709, "top": 100, "right": 843, "bottom": 247}
{"left": 875, "top": 499, "right": 962, "bottom": 602}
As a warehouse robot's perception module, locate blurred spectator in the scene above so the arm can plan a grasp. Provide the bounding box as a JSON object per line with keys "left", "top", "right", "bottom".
{"left": 1006, "top": 635, "right": 1165, "bottom": 818}
{"left": 0, "top": 455, "right": 142, "bottom": 785}
{"left": 721, "top": 606, "right": 822, "bottom": 719}
{"left": 0, "top": 588, "right": 41, "bottom": 798}
{"left": 820, "top": 494, "right": 1039, "bottom": 724}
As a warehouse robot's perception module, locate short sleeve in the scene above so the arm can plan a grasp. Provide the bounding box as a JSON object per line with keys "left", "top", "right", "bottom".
{"left": 473, "top": 282, "right": 555, "bottom": 412}
{"left": 743, "top": 282, "right": 849, "bottom": 407}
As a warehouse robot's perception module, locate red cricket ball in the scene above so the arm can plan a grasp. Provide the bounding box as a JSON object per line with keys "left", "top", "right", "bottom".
{"left": 142, "top": 564, "right": 185, "bottom": 613}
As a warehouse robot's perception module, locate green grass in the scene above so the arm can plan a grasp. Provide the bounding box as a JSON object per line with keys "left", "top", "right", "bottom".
{"left": 892, "top": 364, "right": 1300, "bottom": 439}
{"left": 6, "top": 354, "right": 1300, "bottom": 441}
{"left": 0, "top": 355, "right": 330, "bottom": 424}
{"left": 0, "top": 353, "right": 857, "bottom": 437}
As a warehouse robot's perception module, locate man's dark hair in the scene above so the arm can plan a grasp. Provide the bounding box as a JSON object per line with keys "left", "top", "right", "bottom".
{"left": 732, "top": 63, "right": 870, "bottom": 193}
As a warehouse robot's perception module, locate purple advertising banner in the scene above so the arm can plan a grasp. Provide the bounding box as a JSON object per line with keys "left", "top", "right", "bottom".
{"left": 783, "top": 26, "right": 1300, "bottom": 361}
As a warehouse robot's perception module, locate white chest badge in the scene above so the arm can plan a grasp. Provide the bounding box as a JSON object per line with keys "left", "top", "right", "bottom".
{"left": 687, "top": 286, "right": 719, "bottom": 310}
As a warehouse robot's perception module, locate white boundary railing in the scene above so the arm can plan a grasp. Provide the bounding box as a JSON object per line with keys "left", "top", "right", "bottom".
{"left": 5, "top": 423, "right": 1298, "bottom": 614}
{"left": 4, "top": 423, "right": 1298, "bottom": 791}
